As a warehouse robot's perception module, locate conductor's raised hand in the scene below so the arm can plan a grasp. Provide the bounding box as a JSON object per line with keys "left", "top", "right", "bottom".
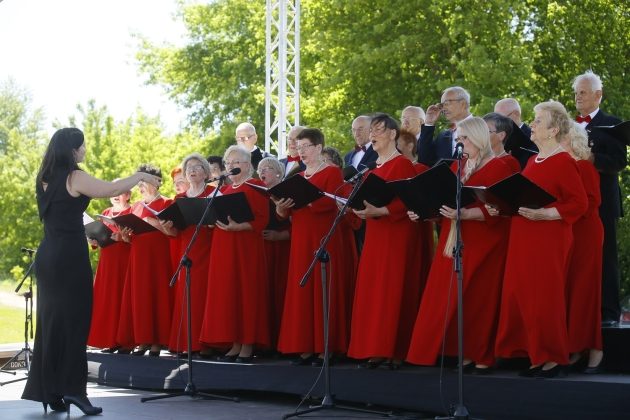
{"left": 138, "top": 172, "right": 161, "bottom": 188}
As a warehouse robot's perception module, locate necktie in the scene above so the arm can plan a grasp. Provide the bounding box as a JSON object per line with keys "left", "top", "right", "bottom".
{"left": 287, "top": 155, "right": 300, "bottom": 162}
{"left": 576, "top": 115, "right": 592, "bottom": 124}
{"left": 355, "top": 145, "right": 366, "bottom": 152}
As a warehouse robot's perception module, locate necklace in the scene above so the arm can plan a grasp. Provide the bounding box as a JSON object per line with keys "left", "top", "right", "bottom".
{"left": 376, "top": 149, "right": 399, "bottom": 168}
{"left": 231, "top": 177, "right": 251, "bottom": 189}
{"left": 534, "top": 145, "right": 564, "bottom": 163}
{"left": 186, "top": 184, "right": 205, "bottom": 197}
{"left": 304, "top": 161, "right": 326, "bottom": 179}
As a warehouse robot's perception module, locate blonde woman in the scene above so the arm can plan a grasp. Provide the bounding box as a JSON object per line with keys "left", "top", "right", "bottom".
{"left": 406, "top": 117, "right": 515, "bottom": 373}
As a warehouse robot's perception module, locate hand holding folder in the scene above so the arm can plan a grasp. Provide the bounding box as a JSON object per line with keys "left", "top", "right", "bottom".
{"left": 464, "top": 172, "right": 556, "bottom": 216}
{"left": 84, "top": 220, "right": 116, "bottom": 247}
{"left": 248, "top": 175, "right": 324, "bottom": 209}
{"left": 97, "top": 213, "right": 157, "bottom": 235}
{"left": 387, "top": 162, "right": 476, "bottom": 219}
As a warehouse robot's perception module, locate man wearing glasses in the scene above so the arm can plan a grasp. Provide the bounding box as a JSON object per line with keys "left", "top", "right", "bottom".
{"left": 400, "top": 106, "right": 426, "bottom": 140}
{"left": 494, "top": 97, "right": 532, "bottom": 138}
{"left": 235, "top": 122, "right": 274, "bottom": 170}
{"left": 418, "top": 86, "right": 473, "bottom": 166}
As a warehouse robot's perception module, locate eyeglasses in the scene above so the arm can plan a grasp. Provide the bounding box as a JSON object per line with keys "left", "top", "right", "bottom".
{"left": 369, "top": 126, "right": 388, "bottom": 135}
{"left": 401, "top": 117, "right": 421, "bottom": 123}
{"left": 258, "top": 167, "right": 275, "bottom": 173}
{"left": 455, "top": 135, "right": 469, "bottom": 142}
{"left": 223, "top": 160, "right": 246, "bottom": 166}
{"left": 440, "top": 98, "right": 464, "bottom": 107}
{"left": 185, "top": 164, "right": 205, "bottom": 173}
{"left": 296, "top": 143, "right": 316, "bottom": 151}
{"left": 488, "top": 130, "right": 498, "bottom": 134}
{"left": 235, "top": 134, "right": 255, "bottom": 142}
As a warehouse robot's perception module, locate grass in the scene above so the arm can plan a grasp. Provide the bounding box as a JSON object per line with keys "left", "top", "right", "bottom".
{"left": 0, "top": 279, "right": 34, "bottom": 344}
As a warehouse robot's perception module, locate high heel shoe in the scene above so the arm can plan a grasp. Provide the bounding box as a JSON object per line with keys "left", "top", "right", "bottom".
{"left": 132, "top": 346, "right": 149, "bottom": 356}
{"left": 63, "top": 395, "right": 103, "bottom": 415}
{"left": 43, "top": 398, "right": 66, "bottom": 413}
{"left": 539, "top": 364, "right": 568, "bottom": 378}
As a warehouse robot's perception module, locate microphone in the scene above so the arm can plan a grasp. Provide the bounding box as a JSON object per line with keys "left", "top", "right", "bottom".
{"left": 205, "top": 167, "right": 241, "bottom": 183}
{"left": 455, "top": 142, "right": 465, "bottom": 158}
{"left": 346, "top": 161, "right": 377, "bottom": 183}
{"left": 21, "top": 247, "right": 36, "bottom": 254}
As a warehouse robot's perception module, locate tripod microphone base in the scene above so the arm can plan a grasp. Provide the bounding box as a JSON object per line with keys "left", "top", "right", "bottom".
{"left": 141, "top": 382, "right": 239, "bottom": 403}
{"left": 436, "top": 403, "right": 483, "bottom": 420}
{"left": 282, "top": 394, "right": 392, "bottom": 419}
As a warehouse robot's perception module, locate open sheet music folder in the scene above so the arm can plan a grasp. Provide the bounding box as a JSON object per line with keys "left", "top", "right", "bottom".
{"left": 387, "top": 162, "right": 476, "bottom": 219}
{"left": 464, "top": 172, "right": 556, "bottom": 216}
{"left": 247, "top": 175, "right": 324, "bottom": 209}
{"left": 97, "top": 213, "right": 157, "bottom": 235}
{"left": 84, "top": 220, "right": 116, "bottom": 247}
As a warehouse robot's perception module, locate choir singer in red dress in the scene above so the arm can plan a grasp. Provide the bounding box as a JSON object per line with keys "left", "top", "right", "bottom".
{"left": 275, "top": 128, "right": 358, "bottom": 366}
{"left": 163, "top": 154, "right": 215, "bottom": 356}
{"left": 406, "top": 117, "right": 516, "bottom": 373}
{"left": 561, "top": 123, "right": 604, "bottom": 373}
{"left": 199, "top": 146, "right": 270, "bottom": 363}
{"left": 347, "top": 113, "right": 425, "bottom": 369}
{"left": 494, "top": 101, "right": 588, "bottom": 378}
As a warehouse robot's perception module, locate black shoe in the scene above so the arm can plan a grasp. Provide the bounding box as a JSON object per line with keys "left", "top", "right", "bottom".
{"left": 290, "top": 354, "right": 317, "bottom": 366}
{"left": 235, "top": 355, "right": 254, "bottom": 364}
{"left": 216, "top": 354, "right": 237, "bottom": 363}
{"left": 539, "top": 364, "right": 568, "bottom": 378}
{"left": 311, "top": 356, "right": 335, "bottom": 367}
{"left": 455, "top": 362, "right": 475, "bottom": 374}
{"left": 199, "top": 351, "right": 214, "bottom": 360}
{"left": 471, "top": 366, "right": 493, "bottom": 375}
{"left": 358, "top": 358, "right": 385, "bottom": 369}
{"left": 42, "top": 399, "right": 66, "bottom": 414}
{"left": 116, "top": 348, "right": 132, "bottom": 355}
{"left": 601, "top": 319, "right": 619, "bottom": 328}
{"left": 100, "top": 347, "right": 119, "bottom": 353}
{"left": 132, "top": 346, "right": 149, "bottom": 356}
{"left": 518, "top": 365, "right": 543, "bottom": 377}
{"left": 63, "top": 395, "right": 103, "bottom": 415}
{"left": 582, "top": 364, "right": 604, "bottom": 374}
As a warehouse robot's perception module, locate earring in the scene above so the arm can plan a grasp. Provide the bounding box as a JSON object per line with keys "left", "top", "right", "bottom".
{"left": 276, "top": 174, "right": 281, "bottom": 178}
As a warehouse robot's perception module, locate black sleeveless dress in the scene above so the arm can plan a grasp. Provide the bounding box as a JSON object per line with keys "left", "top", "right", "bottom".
{"left": 22, "top": 170, "right": 92, "bottom": 403}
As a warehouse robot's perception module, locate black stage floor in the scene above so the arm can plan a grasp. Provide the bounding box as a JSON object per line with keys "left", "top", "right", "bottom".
{"left": 88, "top": 346, "right": 630, "bottom": 420}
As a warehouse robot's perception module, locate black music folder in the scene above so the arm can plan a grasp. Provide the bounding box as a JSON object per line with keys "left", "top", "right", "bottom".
{"left": 209, "top": 192, "right": 254, "bottom": 224}
{"left": 464, "top": 172, "right": 556, "bottom": 216}
{"left": 98, "top": 213, "right": 157, "bottom": 235}
{"left": 157, "top": 198, "right": 214, "bottom": 230}
{"left": 590, "top": 120, "right": 630, "bottom": 146}
{"left": 248, "top": 175, "right": 323, "bottom": 209}
{"left": 347, "top": 172, "right": 395, "bottom": 210}
{"left": 504, "top": 120, "right": 537, "bottom": 163}
{"left": 84, "top": 220, "right": 116, "bottom": 247}
{"left": 387, "top": 161, "right": 476, "bottom": 219}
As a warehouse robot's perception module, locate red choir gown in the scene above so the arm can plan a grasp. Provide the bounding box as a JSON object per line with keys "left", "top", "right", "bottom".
{"left": 277, "top": 165, "right": 358, "bottom": 355}
{"left": 87, "top": 206, "right": 132, "bottom": 348}
{"left": 406, "top": 158, "right": 516, "bottom": 367}
{"left": 263, "top": 201, "right": 291, "bottom": 348}
{"left": 494, "top": 152, "right": 588, "bottom": 366}
{"left": 168, "top": 185, "right": 215, "bottom": 352}
{"left": 116, "top": 197, "right": 174, "bottom": 348}
{"left": 347, "top": 155, "right": 425, "bottom": 361}
{"left": 499, "top": 153, "right": 521, "bottom": 173}
{"left": 414, "top": 162, "right": 435, "bottom": 287}
{"left": 567, "top": 159, "right": 603, "bottom": 352}
{"left": 199, "top": 179, "right": 271, "bottom": 348}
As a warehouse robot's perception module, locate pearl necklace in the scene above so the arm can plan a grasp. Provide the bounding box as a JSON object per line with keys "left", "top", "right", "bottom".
{"left": 304, "top": 161, "right": 326, "bottom": 179}
{"left": 231, "top": 177, "right": 251, "bottom": 189}
{"left": 376, "top": 150, "right": 399, "bottom": 168}
{"left": 534, "top": 145, "right": 564, "bottom": 163}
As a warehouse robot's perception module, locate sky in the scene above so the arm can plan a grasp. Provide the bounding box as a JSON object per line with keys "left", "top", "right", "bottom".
{"left": 0, "top": 0, "right": 189, "bottom": 134}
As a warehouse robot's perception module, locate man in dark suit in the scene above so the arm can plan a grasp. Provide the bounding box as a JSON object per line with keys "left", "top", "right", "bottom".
{"left": 418, "top": 86, "right": 473, "bottom": 166}
{"left": 343, "top": 115, "right": 377, "bottom": 255}
{"left": 279, "top": 125, "right": 306, "bottom": 178}
{"left": 573, "top": 71, "right": 627, "bottom": 327}
{"left": 235, "top": 122, "right": 274, "bottom": 170}
{"left": 495, "top": 98, "right": 538, "bottom": 168}
{"left": 344, "top": 115, "right": 377, "bottom": 170}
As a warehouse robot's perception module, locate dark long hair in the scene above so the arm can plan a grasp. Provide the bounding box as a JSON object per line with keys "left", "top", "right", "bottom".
{"left": 36, "top": 127, "right": 84, "bottom": 187}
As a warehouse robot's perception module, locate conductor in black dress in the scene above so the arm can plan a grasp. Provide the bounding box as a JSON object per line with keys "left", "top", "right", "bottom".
{"left": 573, "top": 71, "right": 627, "bottom": 326}
{"left": 22, "top": 128, "right": 160, "bottom": 415}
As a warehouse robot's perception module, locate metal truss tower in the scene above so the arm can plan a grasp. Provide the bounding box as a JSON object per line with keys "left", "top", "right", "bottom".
{"left": 265, "top": 0, "right": 300, "bottom": 157}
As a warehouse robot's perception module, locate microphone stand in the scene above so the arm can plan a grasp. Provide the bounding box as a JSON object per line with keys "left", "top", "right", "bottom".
{"left": 437, "top": 147, "right": 474, "bottom": 420}
{"left": 283, "top": 173, "right": 390, "bottom": 419}
{"left": 1, "top": 249, "right": 35, "bottom": 385}
{"left": 142, "top": 177, "right": 238, "bottom": 404}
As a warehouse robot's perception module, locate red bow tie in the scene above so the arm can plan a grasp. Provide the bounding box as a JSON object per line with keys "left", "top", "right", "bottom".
{"left": 287, "top": 155, "right": 300, "bottom": 162}
{"left": 576, "top": 115, "right": 592, "bottom": 124}
{"left": 355, "top": 145, "right": 366, "bottom": 152}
